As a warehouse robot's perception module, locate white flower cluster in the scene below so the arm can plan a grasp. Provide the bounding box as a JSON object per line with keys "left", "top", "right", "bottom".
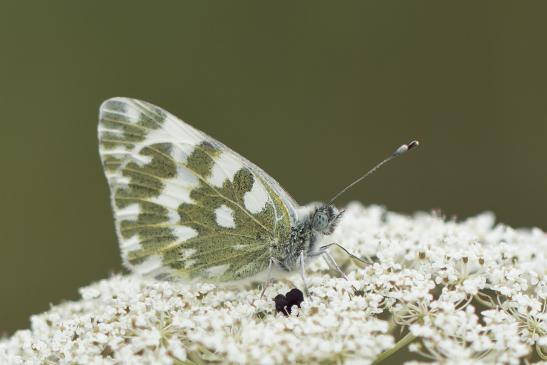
{"left": 1, "top": 203, "right": 546, "bottom": 365}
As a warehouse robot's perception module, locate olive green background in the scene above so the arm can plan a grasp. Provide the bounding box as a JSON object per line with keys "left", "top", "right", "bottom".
{"left": 1, "top": 1, "right": 546, "bottom": 337}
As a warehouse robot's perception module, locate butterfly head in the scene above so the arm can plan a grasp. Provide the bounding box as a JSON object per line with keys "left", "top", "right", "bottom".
{"left": 311, "top": 205, "right": 343, "bottom": 235}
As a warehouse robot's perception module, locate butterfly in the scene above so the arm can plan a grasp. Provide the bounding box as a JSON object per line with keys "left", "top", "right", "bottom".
{"left": 98, "top": 97, "right": 418, "bottom": 293}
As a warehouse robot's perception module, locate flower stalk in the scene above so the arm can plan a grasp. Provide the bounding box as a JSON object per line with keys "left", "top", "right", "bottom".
{"left": 372, "top": 332, "right": 416, "bottom": 364}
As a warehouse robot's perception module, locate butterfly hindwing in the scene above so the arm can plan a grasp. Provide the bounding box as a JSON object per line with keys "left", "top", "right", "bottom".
{"left": 98, "top": 98, "right": 296, "bottom": 282}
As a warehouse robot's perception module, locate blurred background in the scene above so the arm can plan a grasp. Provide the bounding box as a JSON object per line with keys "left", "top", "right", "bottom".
{"left": 1, "top": 1, "right": 546, "bottom": 335}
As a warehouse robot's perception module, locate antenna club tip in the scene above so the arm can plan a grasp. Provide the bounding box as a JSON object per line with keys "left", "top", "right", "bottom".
{"left": 408, "top": 140, "right": 420, "bottom": 149}
{"left": 395, "top": 145, "right": 408, "bottom": 155}
{"left": 329, "top": 139, "right": 420, "bottom": 204}
{"left": 394, "top": 140, "right": 420, "bottom": 155}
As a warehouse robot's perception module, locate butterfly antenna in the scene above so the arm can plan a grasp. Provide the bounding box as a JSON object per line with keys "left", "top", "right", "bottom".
{"left": 328, "top": 140, "right": 419, "bottom": 205}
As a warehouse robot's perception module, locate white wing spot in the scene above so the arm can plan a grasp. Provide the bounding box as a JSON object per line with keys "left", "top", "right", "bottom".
{"left": 244, "top": 180, "right": 269, "bottom": 214}
{"left": 99, "top": 103, "right": 139, "bottom": 124}
{"left": 205, "top": 264, "right": 230, "bottom": 277}
{"left": 109, "top": 175, "right": 131, "bottom": 188}
{"left": 149, "top": 165, "right": 200, "bottom": 209}
{"left": 115, "top": 203, "right": 141, "bottom": 219}
{"left": 184, "top": 259, "right": 196, "bottom": 269}
{"left": 232, "top": 244, "right": 248, "bottom": 250}
{"left": 214, "top": 204, "right": 236, "bottom": 228}
{"left": 125, "top": 102, "right": 141, "bottom": 123}
{"left": 120, "top": 235, "right": 141, "bottom": 252}
{"left": 173, "top": 226, "right": 199, "bottom": 241}
{"left": 145, "top": 124, "right": 204, "bottom": 149}
{"left": 176, "top": 165, "right": 200, "bottom": 188}
{"left": 179, "top": 249, "right": 197, "bottom": 269}
{"left": 209, "top": 152, "right": 244, "bottom": 188}
{"left": 132, "top": 255, "right": 163, "bottom": 275}
{"left": 180, "top": 248, "right": 197, "bottom": 259}
{"left": 102, "top": 148, "right": 151, "bottom": 166}
{"left": 171, "top": 143, "right": 196, "bottom": 164}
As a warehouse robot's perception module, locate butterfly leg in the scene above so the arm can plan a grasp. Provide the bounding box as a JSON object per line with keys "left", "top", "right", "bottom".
{"left": 260, "top": 258, "right": 275, "bottom": 299}
{"left": 320, "top": 242, "right": 370, "bottom": 265}
{"left": 299, "top": 251, "right": 310, "bottom": 297}
{"left": 321, "top": 243, "right": 369, "bottom": 293}
{"left": 322, "top": 251, "right": 349, "bottom": 281}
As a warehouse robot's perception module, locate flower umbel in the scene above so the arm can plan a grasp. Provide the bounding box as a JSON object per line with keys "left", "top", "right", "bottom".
{"left": 1, "top": 203, "right": 546, "bottom": 364}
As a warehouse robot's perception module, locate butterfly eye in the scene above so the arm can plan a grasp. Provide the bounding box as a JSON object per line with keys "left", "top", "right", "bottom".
{"left": 312, "top": 211, "right": 329, "bottom": 231}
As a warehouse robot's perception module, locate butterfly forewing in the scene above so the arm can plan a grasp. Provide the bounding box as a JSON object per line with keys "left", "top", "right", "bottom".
{"left": 98, "top": 98, "right": 296, "bottom": 282}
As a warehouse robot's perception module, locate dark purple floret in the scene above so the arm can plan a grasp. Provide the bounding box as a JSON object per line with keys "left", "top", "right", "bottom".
{"left": 274, "top": 294, "right": 290, "bottom": 315}
{"left": 285, "top": 288, "right": 304, "bottom": 308}
{"left": 273, "top": 288, "right": 304, "bottom": 316}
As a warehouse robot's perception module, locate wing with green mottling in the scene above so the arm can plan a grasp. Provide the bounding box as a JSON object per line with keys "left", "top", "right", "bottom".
{"left": 98, "top": 97, "right": 298, "bottom": 282}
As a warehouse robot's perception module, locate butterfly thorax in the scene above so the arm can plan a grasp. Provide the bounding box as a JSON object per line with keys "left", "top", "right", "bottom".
{"left": 275, "top": 204, "right": 343, "bottom": 272}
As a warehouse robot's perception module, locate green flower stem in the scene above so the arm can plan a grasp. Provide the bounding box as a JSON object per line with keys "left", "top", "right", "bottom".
{"left": 537, "top": 343, "right": 547, "bottom": 360}
{"left": 473, "top": 292, "right": 496, "bottom": 309}
{"left": 372, "top": 332, "right": 416, "bottom": 365}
